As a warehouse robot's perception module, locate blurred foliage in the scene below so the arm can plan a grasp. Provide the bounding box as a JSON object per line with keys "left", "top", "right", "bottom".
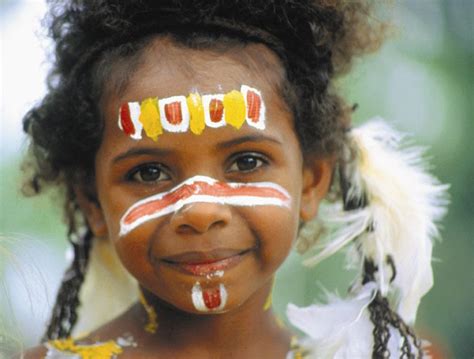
{"left": 1, "top": 0, "right": 473, "bottom": 357}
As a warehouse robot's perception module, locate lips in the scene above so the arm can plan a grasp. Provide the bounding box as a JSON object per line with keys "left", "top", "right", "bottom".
{"left": 161, "top": 249, "right": 251, "bottom": 276}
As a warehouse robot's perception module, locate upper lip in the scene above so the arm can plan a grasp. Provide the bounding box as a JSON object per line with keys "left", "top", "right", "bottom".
{"left": 161, "top": 248, "right": 251, "bottom": 264}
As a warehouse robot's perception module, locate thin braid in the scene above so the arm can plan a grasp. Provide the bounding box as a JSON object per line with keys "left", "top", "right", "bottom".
{"left": 41, "top": 229, "right": 93, "bottom": 341}
{"left": 341, "top": 153, "right": 424, "bottom": 359}
{"left": 363, "top": 259, "right": 423, "bottom": 359}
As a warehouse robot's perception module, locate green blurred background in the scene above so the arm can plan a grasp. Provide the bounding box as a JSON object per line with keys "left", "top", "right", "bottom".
{"left": 1, "top": 0, "right": 473, "bottom": 357}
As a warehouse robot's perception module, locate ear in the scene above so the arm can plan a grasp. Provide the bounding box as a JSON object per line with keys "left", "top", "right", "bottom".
{"left": 74, "top": 186, "right": 107, "bottom": 238}
{"left": 299, "top": 157, "right": 333, "bottom": 222}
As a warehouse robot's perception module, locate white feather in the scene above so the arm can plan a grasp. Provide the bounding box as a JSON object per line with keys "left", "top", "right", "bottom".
{"left": 73, "top": 238, "right": 137, "bottom": 335}
{"left": 302, "top": 118, "right": 448, "bottom": 323}
{"left": 302, "top": 207, "right": 371, "bottom": 267}
{"left": 287, "top": 283, "right": 407, "bottom": 358}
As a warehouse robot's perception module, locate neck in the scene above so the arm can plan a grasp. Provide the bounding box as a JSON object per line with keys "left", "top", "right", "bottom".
{"left": 136, "top": 280, "right": 291, "bottom": 357}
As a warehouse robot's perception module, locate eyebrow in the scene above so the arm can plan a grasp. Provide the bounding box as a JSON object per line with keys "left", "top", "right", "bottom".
{"left": 216, "top": 134, "right": 283, "bottom": 149}
{"left": 112, "top": 147, "right": 173, "bottom": 164}
{"left": 112, "top": 135, "right": 283, "bottom": 164}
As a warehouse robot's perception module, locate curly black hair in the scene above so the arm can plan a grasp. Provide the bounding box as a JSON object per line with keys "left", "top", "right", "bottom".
{"left": 23, "top": 0, "right": 387, "bottom": 229}
{"left": 20, "top": 1, "right": 423, "bottom": 356}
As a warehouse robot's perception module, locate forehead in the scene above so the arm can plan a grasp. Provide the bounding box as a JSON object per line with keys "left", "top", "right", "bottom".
{"left": 105, "top": 36, "right": 287, "bottom": 113}
{"left": 100, "top": 36, "right": 297, "bottom": 153}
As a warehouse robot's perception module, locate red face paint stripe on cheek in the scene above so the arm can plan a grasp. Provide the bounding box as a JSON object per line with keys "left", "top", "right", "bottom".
{"left": 246, "top": 90, "right": 261, "bottom": 123}
{"left": 120, "top": 103, "right": 136, "bottom": 135}
{"left": 164, "top": 102, "right": 183, "bottom": 125}
{"left": 124, "top": 184, "right": 197, "bottom": 224}
{"left": 122, "top": 180, "right": 291, "bottom": 226}
{"left": 203, "top": 288, "right": 222, "bottom": 309}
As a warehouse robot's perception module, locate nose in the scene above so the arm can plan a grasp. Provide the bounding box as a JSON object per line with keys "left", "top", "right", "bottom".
{"left": 170, "top": 202, "right": 232, "bottom": 234}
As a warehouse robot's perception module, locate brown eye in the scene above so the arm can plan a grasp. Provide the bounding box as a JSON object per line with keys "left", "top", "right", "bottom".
{"left": 129, "top": 164, "right": 170, "bottom": 183}
{"left": 228, "top": 154, "right": 267, "bottom": 173}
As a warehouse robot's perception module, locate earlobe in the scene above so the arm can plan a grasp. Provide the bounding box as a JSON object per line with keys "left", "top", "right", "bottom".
{"left": 74, "top": 187, "right": 107, "bottom": 238}
{"left": 299, "top": 158, "right": 333, "bottom": 222}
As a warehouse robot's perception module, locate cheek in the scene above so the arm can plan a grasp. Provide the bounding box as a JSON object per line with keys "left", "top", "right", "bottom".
{"left": 113, "top": 227, "right": 154, "bottom": 279}
{"left": 99, "top": 183, "right": 148, "bottom": 242}
{"left": 243, "top": 204, "right": 300, "bottom": 270}
{"left": 109, "top": 197, "right": 169, "bottom": 284}
{"left": 261, "top": 189, "right": 301, "bottom": 268}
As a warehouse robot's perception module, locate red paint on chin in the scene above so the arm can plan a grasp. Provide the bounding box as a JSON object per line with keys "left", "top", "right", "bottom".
{"left": 203, "top": 287, "right": 221, "bottom": 309}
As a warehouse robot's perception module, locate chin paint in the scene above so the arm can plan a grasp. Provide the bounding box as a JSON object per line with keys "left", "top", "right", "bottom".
{"left": 119, "top": 175, "right": 291, "bottom": 236}
{"left": 192, "top": 282, "right": 228, "bottom": 312}
{"left": 117, "top": 85, "right": 265, "bottom": 140}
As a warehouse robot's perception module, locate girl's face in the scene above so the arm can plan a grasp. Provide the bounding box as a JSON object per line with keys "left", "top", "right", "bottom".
{"left": 88, "top": 37, "right": 331, "bottom": 315}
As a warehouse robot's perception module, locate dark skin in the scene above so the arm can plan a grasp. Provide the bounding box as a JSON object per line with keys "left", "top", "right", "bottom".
{"left": 25, "top": 37, "right": 332, "bottom": 358}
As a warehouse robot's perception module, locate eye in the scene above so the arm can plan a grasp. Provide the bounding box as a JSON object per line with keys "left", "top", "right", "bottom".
{"left": 128, "top": 164, "right": 171, "bottom": 183}
{"left": 228, "top": 153, "right": 268, "bottom": 173}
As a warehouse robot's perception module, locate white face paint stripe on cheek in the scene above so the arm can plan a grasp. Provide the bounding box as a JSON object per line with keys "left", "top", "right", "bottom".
{"left": 119, "top": 175, "right": 292, "bottom": 236}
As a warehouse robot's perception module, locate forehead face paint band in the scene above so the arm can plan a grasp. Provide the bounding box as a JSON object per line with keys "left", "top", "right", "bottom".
{"left": 118, "top": 85, "right": 266, "bottom": 141}
{"left": 119, "top": 175, "right": 291, "bottom": 236}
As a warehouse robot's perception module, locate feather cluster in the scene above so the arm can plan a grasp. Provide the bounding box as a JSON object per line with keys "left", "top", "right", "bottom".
{"left": 300, "top": 118, "right": 449, "bottom": 323}
{"left": 74, "top": 238, "right": 137, "bottom": 335}
{"left": 287, "top": 283, "right": 415, "bottom": 358}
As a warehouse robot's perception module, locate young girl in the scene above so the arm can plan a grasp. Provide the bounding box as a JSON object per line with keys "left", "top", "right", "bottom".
{"left": 21, "top": 1, "right": 447, "bottom": 358}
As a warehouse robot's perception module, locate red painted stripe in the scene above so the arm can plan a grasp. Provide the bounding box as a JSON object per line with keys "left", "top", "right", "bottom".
{"left": 120, "top": 103, "right": 136, "bottom": 135}
{"left": 209, "top": 99, "right": 224, "bottom": 122}
{"left": 165, "top": 102, "right": 183, "bottom": 125}
{"left": 203, "top": 288, "right": 221, "bottom": 309}
{"left": 123, "top": 181, "right": 288, "bottom": 225}
{"left": 247, "top": 91, "right": 261, "bottom": 123}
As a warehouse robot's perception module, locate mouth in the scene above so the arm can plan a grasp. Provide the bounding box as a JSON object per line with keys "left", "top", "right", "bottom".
{"left": 161, "top": 248, "right": 252, "bottom": 277}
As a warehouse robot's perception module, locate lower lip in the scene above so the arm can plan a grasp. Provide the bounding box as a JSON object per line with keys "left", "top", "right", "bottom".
{"left": 173, "top": 253, "right": 246, "bottom": 276}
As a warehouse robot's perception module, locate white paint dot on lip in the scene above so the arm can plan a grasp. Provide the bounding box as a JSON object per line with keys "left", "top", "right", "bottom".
{"left": 206, "top": 270, "right": 225, "bottom": 280}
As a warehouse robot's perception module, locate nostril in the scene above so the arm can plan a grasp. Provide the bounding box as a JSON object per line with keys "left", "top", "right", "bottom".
{"left": 176, "top": 219, "right": 226, "bottom": 235}
{"left": 175, "top": 223, "right": 197, "bottom": 235}
{"left": 170, "top": 203, "right": 232, "bottom": 234}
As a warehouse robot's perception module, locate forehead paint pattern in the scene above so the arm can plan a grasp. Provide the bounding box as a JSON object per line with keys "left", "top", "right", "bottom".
{"left": 118, "top": 85, "right": 265, "bottom": 141}
{"left": 192, "top": 282, "right": 228, "bottom": 312}
{"left": 119, "top": 175, "right": 291, "bottom": 236}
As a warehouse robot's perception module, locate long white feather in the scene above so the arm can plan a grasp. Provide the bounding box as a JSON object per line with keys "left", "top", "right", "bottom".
{"left": 287, "top": 283, "right": 406, "bottom": 358}
{"left": 73, "top": 238, "right": 137, "bottom": 335}
{"left": 302, "top": 118, "right": 448, "bottom": 323}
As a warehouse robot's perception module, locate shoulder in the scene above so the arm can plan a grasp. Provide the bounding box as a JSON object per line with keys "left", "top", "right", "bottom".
{"left": 18, "top": 345, "right": 48, "bottom": 359}
{"left": 19, "top": 336, "right": 135, "bottom": 359}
